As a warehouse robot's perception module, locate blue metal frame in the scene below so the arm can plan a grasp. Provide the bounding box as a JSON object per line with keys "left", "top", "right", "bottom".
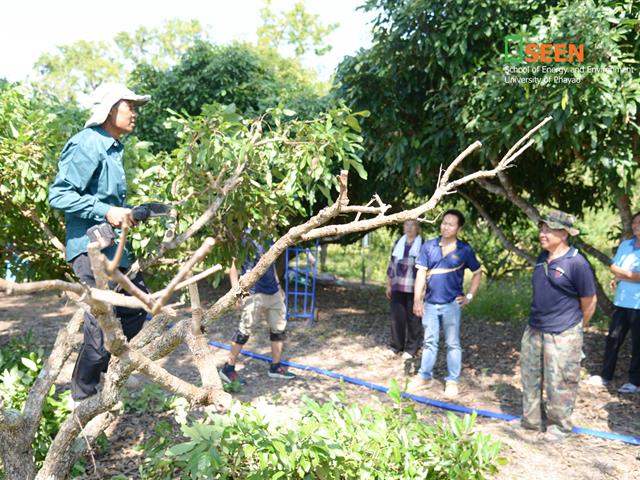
{"left": 284, "top": 240, "right": 319, "bottom": 324}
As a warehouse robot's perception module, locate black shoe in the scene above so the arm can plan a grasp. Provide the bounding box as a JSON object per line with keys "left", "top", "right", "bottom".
{"left": 268, "top": 363, "right": 296, "bottom": 379}
{"left": 219, "top": 363, "right": 246, "bottom": 385}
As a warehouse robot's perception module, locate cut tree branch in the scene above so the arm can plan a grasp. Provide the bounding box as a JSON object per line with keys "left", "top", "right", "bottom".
{"left": 22, "top": 308, "right": 84, "bottom": 440}
{"left": 2, "top": 118, "right": 554, "bottom": 480}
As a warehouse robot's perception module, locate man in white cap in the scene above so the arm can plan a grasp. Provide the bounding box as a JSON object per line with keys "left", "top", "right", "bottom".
{"left": 49, "top": 83, "right": 151, "bottom": 403}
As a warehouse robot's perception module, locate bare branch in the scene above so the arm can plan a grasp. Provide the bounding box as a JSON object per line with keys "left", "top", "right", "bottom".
{"left": 152, "top": 238, "right": 216, "bottom": 315}
{"left": 0, "top": 278, "right": 83, "bottom": 296}
{"left": 108, "top": 268, "right": 155, "bottom": 310}
{"left": 183, "top": 322, "right": 230, "bottom": 412}
{"left": 439, "top": 141, "right": 483, "bottom": 186}
{"left": 133, "top": 162, "right": 246, "bottom": 274}
{"left": 128, "top": 349, "right": 222, "bottom": 406}
{"left": 574, "top": 238, "right": 614, "bottom": 267}
{"left": 188, "top": 282, "right": 203, "bottom": 335}
{"left": 498, "top": 115, "right": 553, "bottom": 165}
{"left": 0, "top": 277, "right": 163, "bottom": 312}
{"left": 68, "top": 411, "right": 116, "bottom": 478}
{"left": 341, "top": 205, "right": 389, "bottom": 215}
{"left": 22, "top": 209, "right": 66, "bottom": 257}
{"left": 22, "top": 309, "right": 84, "bottom": 438}
{"left": 151, "top": 264, "right": 223, "bottom": 300}
{"left": 87, "top": 244, "right": 129, "bottom": 355}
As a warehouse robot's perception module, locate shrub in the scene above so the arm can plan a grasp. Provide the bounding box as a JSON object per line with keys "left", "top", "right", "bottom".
{"left": 139, "top": 380, "right": 505, "bottom": 479}
{"left": 122, "top": 382, "right": 178, "bottom": 414}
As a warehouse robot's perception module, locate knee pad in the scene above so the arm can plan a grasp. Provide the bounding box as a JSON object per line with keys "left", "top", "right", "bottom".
{"left": 233, "top": 330, "right": 250, "bottom": 345}
{"left": 270, "top": 331, "right": 286, "bottom": 342}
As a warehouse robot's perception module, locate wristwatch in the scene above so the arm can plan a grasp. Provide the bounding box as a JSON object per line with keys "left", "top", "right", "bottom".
{"left": 465, "top": 293, "right": 474, "bottom": 302}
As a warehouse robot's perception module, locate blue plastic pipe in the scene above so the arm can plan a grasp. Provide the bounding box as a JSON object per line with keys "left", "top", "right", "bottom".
{"left": 207, "top": 339, "right": 640, "bottom": 446}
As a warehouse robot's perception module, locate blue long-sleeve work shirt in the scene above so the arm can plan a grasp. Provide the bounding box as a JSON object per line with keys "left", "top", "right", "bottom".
{"left": 49, "top": 126, "right": 132, "bottom": 267}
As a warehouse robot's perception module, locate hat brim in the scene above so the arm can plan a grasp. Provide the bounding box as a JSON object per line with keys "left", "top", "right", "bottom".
{"left": 121, "top": 94, "right": 151, "bottom": 106}
{"left": 540, "top": 220, "right": 579, "bottom": 236}
{"left": 84, "top": 94, "right": 150, "bottom": 128}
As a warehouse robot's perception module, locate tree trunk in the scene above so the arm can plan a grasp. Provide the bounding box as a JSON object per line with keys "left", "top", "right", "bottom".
{"left": 616, "top": 194, "right": 633, "bottom": 240}
{"left": 0, "top": 436, "right": 36, "bottom": 480}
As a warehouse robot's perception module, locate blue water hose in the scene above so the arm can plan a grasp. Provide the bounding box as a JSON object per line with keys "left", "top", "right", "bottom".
{"left": 207, "top": 339, "right": 640, "bottom": 446}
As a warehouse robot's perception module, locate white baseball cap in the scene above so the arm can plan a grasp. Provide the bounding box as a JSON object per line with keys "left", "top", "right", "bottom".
{"left": 84, "top": 83, "right": 151, "bottom": 128}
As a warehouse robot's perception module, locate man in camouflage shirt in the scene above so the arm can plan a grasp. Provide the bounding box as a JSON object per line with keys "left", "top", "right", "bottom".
{"left": 520, "top": 210, "right": 597, "bottom": 441}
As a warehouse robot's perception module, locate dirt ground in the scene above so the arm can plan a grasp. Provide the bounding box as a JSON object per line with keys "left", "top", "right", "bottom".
{"left": 1, "top": 281, "right": 639, "bottom": 479}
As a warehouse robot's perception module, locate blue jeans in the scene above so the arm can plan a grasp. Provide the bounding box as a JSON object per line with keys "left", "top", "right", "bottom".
{"left": 418, "top": 301, "right": 462, "bottom": 382}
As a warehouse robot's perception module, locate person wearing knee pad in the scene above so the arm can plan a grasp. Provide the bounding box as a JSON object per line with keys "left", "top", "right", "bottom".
{"left": 219, "top": 240, "right": 295, "bottom": 384}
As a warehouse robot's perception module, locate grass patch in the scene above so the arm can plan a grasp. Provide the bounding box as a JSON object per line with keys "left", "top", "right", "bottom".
{"left": 323, "top": 228, "right": 394, "bottom": 284}
{"left": 465, "top": 275, "right": 531, "bottom": 323}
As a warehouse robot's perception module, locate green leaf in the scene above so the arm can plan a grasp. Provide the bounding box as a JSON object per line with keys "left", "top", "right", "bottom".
{"left": 344, "top": 115, "right": 361, "bottom": 133}
{"left": 348, "top": 159, "right": 368, "bottom": 180}
{"left": 8, "top": 121, "right": 19, "bottom": 139}
{"left": 561, "top": 90, "right": 569, "bottom": 110}
{"left": 21, "top": 357, "right": 38, "bottom": 371}
{"left": 166, "top": 441, "right": 196, "bottom": 456}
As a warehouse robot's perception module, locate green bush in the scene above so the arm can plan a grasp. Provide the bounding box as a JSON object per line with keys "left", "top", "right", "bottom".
{"left": 139, "top": 380, "right": 505, "bottom": 479}
{"left": 0, "top": 333, "right": 72, "bottom": 471}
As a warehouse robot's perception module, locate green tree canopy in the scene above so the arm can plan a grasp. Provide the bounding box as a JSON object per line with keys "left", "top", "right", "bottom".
{"left": 0, "top": 83, "right": 84, "bottom": 280}
{"left": 257, "top": 0, "right": 338, "bottom": 57}
{"left": 129, "top": 41, "right": 329, "bottom": 153}
{"left": 334, "top": 0, "right": 640, "bottom": 247}
{"left": 336, "top": 0, "right": 639, "bottom": 205}
{"left": 31, "top": 19, "right": 205, "bottom": 102}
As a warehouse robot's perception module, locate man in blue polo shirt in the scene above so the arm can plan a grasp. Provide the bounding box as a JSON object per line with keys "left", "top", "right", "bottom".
{"left": 409, "top": 209, "right": 482, "bottom": 398}
{"left": 586, "top": 211, "right": 640, "bottom": 393}
{"left": 521, "top": 210, "right": 597, "bottom": 441}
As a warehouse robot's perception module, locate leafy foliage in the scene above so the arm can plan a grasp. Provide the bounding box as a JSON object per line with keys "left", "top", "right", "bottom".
{"left": 334, "top": 0, "right": 640, "bottom": 235}
{"left": 123, "top": 102, "right": 367, "bottom": 288}
{"left": 122, "top": 383, "right": 178, "bottom": 414}
{"left": 1, "top": 73, "right": 366, "bottom": 284}
{"left": 0, "top": 83, "right": 83, "bottom": 280}
{"left": 139, "top": 381, "right": 505, "bottom": 479}
{"left": 0, "top": 333, "right": 71, "bottom": 470}
{"left": 130, "top": 41, "right": 329, "bottom": 153}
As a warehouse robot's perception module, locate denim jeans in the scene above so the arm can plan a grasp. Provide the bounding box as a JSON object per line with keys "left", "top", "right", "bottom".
{"left": 418, "top": 301, "right": 462, "bottom": 382}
